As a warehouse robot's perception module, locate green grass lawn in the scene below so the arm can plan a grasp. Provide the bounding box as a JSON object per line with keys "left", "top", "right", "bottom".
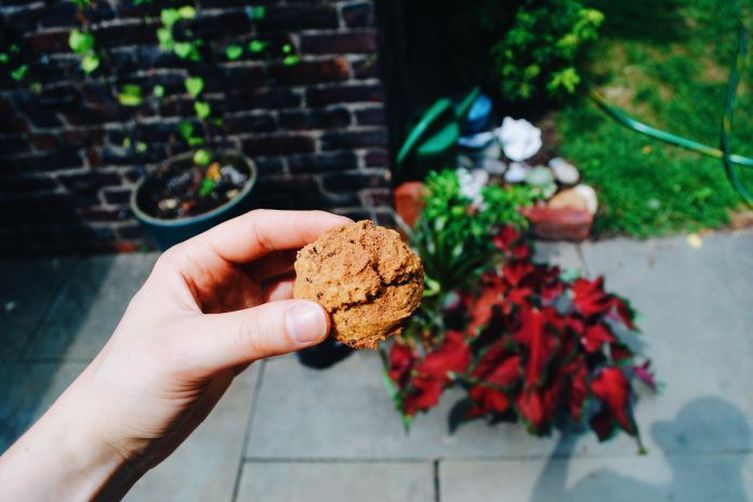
{"left": 556, "top": 0, "right": 753, "bottom": 237}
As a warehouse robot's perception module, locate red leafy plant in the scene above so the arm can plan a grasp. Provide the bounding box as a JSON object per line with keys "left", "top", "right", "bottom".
{"left": 384, "top": 226, "right": 655, "bottom": 447}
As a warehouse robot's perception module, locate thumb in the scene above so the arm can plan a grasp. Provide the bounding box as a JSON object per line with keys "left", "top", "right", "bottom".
{"left": 183, "top": 299, "right": 330, "bottom": 373}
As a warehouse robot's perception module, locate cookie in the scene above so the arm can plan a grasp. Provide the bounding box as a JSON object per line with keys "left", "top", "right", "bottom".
{"left": 294, "top": 220, "right": 423, "bottom": 349}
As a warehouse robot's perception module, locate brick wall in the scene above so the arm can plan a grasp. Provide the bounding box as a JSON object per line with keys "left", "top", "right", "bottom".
{"left": 0, "top": 0, "right": 392, "bottom": 256}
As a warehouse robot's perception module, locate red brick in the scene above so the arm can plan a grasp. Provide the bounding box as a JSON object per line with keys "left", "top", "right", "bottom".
{"left": 300, "top": 31, "right": 377, "bottom": 55}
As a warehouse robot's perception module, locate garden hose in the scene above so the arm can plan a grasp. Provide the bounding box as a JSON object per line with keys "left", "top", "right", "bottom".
{"left": 588, "top": 2, "right": 753, "bottom": 204}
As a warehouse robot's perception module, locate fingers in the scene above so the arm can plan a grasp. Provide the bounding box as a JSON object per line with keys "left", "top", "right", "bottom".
{"left": 262, "top": 276, "right": 295, "bottom": 302}
{"left": 185, "top": 209, "right": 351, "bottom": 265}
{"left": 182, "top": 299, "right": 329, "bottom": 372}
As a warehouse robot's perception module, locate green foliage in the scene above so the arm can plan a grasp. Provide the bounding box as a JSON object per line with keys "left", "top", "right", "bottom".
{"left": 10, "top": 64, "right": 28, "bottom": 81}
{"left": 117, "top": 84, "right": 143, "bottom": 106}
{"left": 69, "top": 28, "right": 99, "bottom": 74}
{"left": 179, "top": 121, "right": 204, "bottom": 147}
{"left": 248, "top": 40, "right": 269, "bottom": 53}
{"left": 225, "top": 44, "right": 243, "bottom": 60}
{"left": 250, "top": 6, "right": 266, "bottom": 20}
{"left": 152, "top": 85, "right": 165, "bottom": 98}
{"left": 193, "top": 149, "right": 212, "bottom": 166}
{"left": 492, "top": 0, "right": 603, "bottom": 102}
{"left": 193, "top": 100, "right": 211, "bottom": 120}
{"left": 411, "top": 170, "right": 537, "bottom": 290}
{"left": 184, "top": 76, "right": 204, "bottom": 98}
{"left": 556, "top": 0, "right": 753, "bottom": 237}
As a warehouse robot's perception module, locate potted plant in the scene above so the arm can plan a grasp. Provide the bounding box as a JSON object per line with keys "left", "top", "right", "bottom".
{"left": 385, "top": 169, "right": 656, "bottom": 448}
{"left": 66, "top": 1, "right": 298, "bottom": 248}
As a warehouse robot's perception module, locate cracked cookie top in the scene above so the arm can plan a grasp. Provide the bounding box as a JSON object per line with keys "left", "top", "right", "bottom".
{"left": 293, "top": 220, "right": 423, "bottom": 349}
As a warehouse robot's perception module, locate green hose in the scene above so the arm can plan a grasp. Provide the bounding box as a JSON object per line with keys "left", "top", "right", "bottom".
{"left": 587, "top": 1, "right": 753, "bottom": 203}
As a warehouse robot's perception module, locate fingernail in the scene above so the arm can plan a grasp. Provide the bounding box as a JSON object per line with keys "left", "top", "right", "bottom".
{"left": 285, "top": 303, "right": 328, "bottom": 344}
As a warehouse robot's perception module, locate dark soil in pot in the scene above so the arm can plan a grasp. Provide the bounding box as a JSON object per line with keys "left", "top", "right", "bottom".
{"left": 139, "top": 151, "right": 252, "bottom": 220}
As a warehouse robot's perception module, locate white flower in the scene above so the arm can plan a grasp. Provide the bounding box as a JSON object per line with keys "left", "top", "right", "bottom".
{"left": 456, "top": 168, "right": 489, "bottom": 210}
{"left": 495, "top": 117, "right": 542, "bottom": 162}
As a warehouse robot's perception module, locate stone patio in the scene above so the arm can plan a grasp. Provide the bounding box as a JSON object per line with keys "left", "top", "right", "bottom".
{"left": 1, "top": 230, "right": 752, "bottom": 501}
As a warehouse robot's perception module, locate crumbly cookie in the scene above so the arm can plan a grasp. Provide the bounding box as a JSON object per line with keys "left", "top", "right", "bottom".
{"left": 294, "top": 220, "right": 423, "bottom": 349}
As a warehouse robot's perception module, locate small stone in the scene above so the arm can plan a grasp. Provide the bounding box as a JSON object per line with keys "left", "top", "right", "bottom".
{"left": 457, "top": 155, "right": 475, "bottom": 170}
{"left": 505, "top": 162, "right": 529, "bottom": 183}
{"left": 480, "top": 157, "right": 507, "bottom": 175}
{"left": 158, "top": 198, "right": 179, "bottom": 211}
{"left": 686, "top": 233, "right": 703, "bottom": 249}
{"left": 548, "top": 157, "right": 580, "bottom": 185}
{"left": 225, "top": 188, "right": 240, "bottom": 200}
{"left": 574, "top": 184, "right": 598, "bottom": 215}
{"left": 221, "top": 165, "right": 248, "bottom": 185}
{"left": 4, "top": 301, "right": 17, "bottom": 313}
{"left": 548, "top": 188, "right": 590, "bottom": 211}
{"left": 526, "top": 166, "right": 557, "bottom": 198}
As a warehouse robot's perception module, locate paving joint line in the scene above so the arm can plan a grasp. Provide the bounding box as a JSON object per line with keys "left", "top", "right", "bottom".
{"left": 231, "top": 360, "right": 267, "bottom": 502}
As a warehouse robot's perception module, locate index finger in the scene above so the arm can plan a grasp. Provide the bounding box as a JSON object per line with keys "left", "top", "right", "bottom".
{"left": 186, "top": 209, "right": 352, "bottom": 264}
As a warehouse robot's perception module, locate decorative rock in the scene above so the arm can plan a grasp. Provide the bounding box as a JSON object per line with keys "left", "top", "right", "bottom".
{"left": 525, "top": 166, "right": 557, "bottom": 198}
{"left": 548, "top": 188, "right": 589, "bottom": 212}
{"left": 457, "top": 155, "right": 475, "bottom": 170}
{"left": 574, "top": 184, "right": 598, "bottom": 215}
{"left": 221, "top": 165, "right": 248, "bottom": 185}
{"left": 548, "top": 157, "right": 580, "bottom": 185}
{"left": 158, "top": 198, "right": 179, "bottom": 211}
{"left": 458, "top": 131, "right": 494, "bottom": 149}
{"left": 495, "top": 117, "right": 542, "bottom": 162}
{"left": 479, "top": 157, "right": 507, "bottom": 175}
{"left": 504, "top": 162, "right": 529, "bottom": 184}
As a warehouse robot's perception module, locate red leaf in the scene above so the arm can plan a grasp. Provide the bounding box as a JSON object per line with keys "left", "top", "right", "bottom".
{"left": 468, "top": 283, "right": 505, "bottom": 334}
{"left": 403, "top": 376, "right": 444, "bottom": 416}
{"left": 610, "top": 342, "right": 634, "bottom": 363}
{"left": 492, "top": 225, "right": 522, "bottom": 252}
{"left": 572, "top": 277, "right": 612, "bottom": 318}
{"left": 581, "top": 322, "right": 616, "bottom": 353}
{"left": 388, "top": 343, "right": 415, "bottom": 387}
{"left": 590, "top": 409, "right": 615, "bottom": 441}
{"left": 514, "top": 306, "right": 560, "bottom": 389}
{"left": 416, "top": 331, "right": 471, "bottom": 382}
{"left": 469, "top": 385, "right": 511, "bottom": 414}
{"left": 591, "top": 367, "right": 636, "bottom": 435}
{"left": 566, "top": 359, "right": 588, "bottom": 421}
{"left": 517, "top": 390, "right": 546, "bottom": 429}
{"left": 609, "top": 295, "right": 638, "bottom": 331}
{"left": 502, "top": 261, "right": 535, "bottom": 287}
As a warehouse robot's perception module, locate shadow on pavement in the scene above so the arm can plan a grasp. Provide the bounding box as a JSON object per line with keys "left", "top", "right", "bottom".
{"left": 0, "top": 256, "right": 113, "bottom": 452}
{"left": 531, "top": 397, "right": 751, "bottom": 502}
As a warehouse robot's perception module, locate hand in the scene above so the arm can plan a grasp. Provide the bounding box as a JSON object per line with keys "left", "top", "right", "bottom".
{"left": 0, "top": 210, "right": 350, "bottom": 500}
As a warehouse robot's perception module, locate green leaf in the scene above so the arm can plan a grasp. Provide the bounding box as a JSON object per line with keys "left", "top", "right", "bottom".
{"left": 0, "top": 53, "right": 9, "bottom": 64}
{"left": 194, "top": 100, "right": 211, "bottom": 120}
{"left": 193, "top": 149, "right": 211, "bottom": 166}
{"left": 152, "top": 84, "right": 165, "bottom": 97}
{"left": 184, "top": 76, "right": 204, "bottom": 98}
{"left": 178, "top": 121, "right": 194, "bottom": 141}
{"left": 160, "top": 8, "right": 181, "bottom": 27}
{"left": 187, "top": 136, "right": 204, "bottom": 146}
{"left": 225, "top": 44, "right": 243, "bottom": 60}
{"left": 80, "top": 53, "right": 100, "bottom": 74}
{"left": 122, "top": 137, "right": 131, "bottom": 149}
{"left": 282, "top": 43, "right": 292, "bottom": 54}
{"left": 10, "top": 64, "right": 28, "bottom": 81}
{"left": 68, "top": 29, "right": 94, "bottom": 53}
{"left": 248, "top": 40, "right": 269, "bottom": 53}
{"left": 117, "top": 84, "right": 143, "bottom": 106}
{"left": 250, "top": 5, "right": 266, "bottom": 20}
{"left": 30, "top": 81, "right": 43, "bottom": 94}
{"left": 135, "top": 141, "right": 147, "bottom": 153}
{"left": 173, "top": 42, "right": 194, "bottom": 59}
{"left": 198, "top": 177, "right": 216, "bottom": 197}
{"left": 157, "top": 27, "right": 173, "bottom": 50}
{"left": 178, "top": 5, "right": 196, "bottom": 19}
{"left": 283, "top": 54, "right": 300, "bottom": 66}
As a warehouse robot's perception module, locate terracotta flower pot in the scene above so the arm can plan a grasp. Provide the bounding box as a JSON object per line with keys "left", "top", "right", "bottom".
{"left": 394, "top": 181, "right": 425, "bottom": 228}
{"left": 522, "top": 205, "right": 593, "bottom": 242}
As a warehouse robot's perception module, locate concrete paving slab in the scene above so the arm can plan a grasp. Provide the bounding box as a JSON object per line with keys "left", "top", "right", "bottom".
{"left": 440, "top": 452, "right": 753, "bottom": 502}
{"left": 235, "top": 460, "right": 434, "bottom": 502}
{"left": 25, "top": 252, "right": 158, "bottom": 361}
{"left": 0, "top": 258, "right": 75, "bottom": 360}
{"left": 577, "top": 231, "right": 753, "bottom": 456}
{"left": 245, "top": 351, "right": 557, "bottom": 460}
{"left": 0, "top": 361, "right": 86, "bottom": 452}
{"left": 532, "top": 241, "right": 585, "bottom": 271}
{"left": 126, "top": 364, "right": 260, "bottom": 502}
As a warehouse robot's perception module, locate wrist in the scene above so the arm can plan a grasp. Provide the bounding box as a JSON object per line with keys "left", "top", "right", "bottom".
{"left": 0, "top": 376, "right": 141, "bottom": 501}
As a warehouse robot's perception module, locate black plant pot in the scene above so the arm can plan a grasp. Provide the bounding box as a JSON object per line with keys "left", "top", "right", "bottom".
{"left": 296, "top": 336, "right": 354, "bottom": 370}
{"left": 131, "top": 150, "right": 257, "bottom": 250}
